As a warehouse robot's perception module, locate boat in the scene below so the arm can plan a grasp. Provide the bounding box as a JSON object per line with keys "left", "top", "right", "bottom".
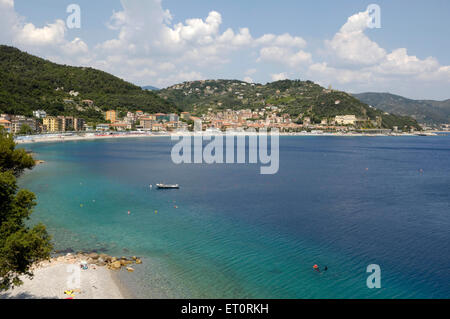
{"left": 156, "top": 184, "right": 180, "bottom": 189}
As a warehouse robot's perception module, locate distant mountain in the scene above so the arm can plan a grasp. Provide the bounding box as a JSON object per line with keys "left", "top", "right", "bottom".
{"left": 142, "top": 85, "right": 159, "bottom": 91}
{"left": 0, "top": 45, "right": 178, "bottom": 122}
{"left": 158, "top": 79, "right": 421, "bottom": 130}
{"left": 354, "top": 92, "right": 450, "bottom": 125}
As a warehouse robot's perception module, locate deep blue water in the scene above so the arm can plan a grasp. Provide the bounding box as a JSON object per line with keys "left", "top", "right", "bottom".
{"left": 19, "top": 136, "right": 450, "bottom": 298}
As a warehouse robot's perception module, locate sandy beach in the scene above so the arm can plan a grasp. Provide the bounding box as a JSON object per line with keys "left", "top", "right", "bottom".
{"left": 0, "top": 253, "right": 139, "bottom": 299}
{"left": 14, "top": 130, "right": 437, "bottom": 145}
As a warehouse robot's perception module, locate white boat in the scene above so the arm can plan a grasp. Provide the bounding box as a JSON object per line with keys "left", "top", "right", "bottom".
{"left": 156, "top": 184, "right": 180, "bottom": 189}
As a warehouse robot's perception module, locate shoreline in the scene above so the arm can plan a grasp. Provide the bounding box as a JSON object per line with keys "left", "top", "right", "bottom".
{"left": 14, "top": 131, "right": 442, "bottom": 145}
{"left": 0, "top": 253, "right": 142, "bottom": 299}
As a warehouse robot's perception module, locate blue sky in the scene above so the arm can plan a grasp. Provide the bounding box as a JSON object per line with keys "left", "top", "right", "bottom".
{"left": 2, "top": 0, "right": 450, "bottom": 99}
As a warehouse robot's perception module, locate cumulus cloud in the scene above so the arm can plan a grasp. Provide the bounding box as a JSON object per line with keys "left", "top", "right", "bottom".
{"left": 258, "top": 46, "right": 312, "bottom": 68}
{"left": 0, "top": 0, "right": 449, "bottom": 98}
{"left": 325, "top": 10, "right": 385, "bottom": 66}
{"left": 0, "top": 0, "right": 89, "bottom": 64}
{"left": 271, "top": 72, "right": 288, "bottom": 81}
{"left": 311, "top": 9, "right": 450, "bottom": 97}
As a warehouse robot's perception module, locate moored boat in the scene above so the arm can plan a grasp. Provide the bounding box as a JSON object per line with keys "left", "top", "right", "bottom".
{"left": 156, "top": 184, "right": 180, "bottom": 189}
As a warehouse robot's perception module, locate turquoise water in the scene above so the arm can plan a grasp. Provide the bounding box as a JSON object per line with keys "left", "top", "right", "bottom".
{"left": 19, "top": 136, "right": 450, "bottom": 298}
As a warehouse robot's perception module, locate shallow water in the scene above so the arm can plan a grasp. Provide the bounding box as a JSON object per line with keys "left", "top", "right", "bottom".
{"left": 19, "top": 136, "right": 450, "bottom": 298}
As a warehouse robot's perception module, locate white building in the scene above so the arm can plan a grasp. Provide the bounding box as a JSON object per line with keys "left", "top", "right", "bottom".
{"left": 33, "top": 110, "right": 47, "bottom": 119}
{"left": 335, "top": 115, "right": 357, "bottom": 125}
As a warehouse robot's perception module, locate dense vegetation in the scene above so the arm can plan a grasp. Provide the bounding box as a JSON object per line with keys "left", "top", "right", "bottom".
{"left": 159, "top": 79, "right": 422, "bottom": 130}
{"left": 0, "top": 45, "right": 179, "bottom": 122}
{"left": 354, "top": 92, "right": 450, "bottom": 125}
{"left": 0, "top": 129, "right": 52, "bottom": 291}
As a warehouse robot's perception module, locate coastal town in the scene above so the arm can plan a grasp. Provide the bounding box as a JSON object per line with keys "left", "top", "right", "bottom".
{"left": 1, "top": 107, "right": 449, "bottom": 137}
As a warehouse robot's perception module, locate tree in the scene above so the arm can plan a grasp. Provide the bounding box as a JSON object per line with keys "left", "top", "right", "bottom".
{"left": 18, "top": 124, "right": 33, "bottom": 136}
{"left": 0, "top": 129, "right": 52, "bottom": 291}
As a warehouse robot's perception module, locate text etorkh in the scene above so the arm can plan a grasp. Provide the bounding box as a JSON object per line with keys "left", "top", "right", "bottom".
{"left": 181, "top": 303, "right": 269, "bottom": 317}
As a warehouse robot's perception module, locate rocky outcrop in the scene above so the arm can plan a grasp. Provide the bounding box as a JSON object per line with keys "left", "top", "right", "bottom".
{"left": 35, "top": 251, "right": 143, "bottom": 272}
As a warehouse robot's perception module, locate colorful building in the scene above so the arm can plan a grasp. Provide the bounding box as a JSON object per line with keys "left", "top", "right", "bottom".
{"left": 105, "top": 110, "right": 117, "bottom": 123}
{"left": 43, "top": 116, "right": 62, "bottom": 132}
{"left": 0, "top": 119, "right": 11, "bottom": 133}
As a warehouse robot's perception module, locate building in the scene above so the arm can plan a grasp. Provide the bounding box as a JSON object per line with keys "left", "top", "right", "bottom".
{"left": 110, "top": 123, "right": 130, "bottom": 131}
{"left": 82, "top": 100, "right": 94, "bottom": 107}
{"left": 105, "top": 110, "right": 117, "bottom": 123}
{"left": 0, "top": 119, "right": 11, "bottom": 133}
{"left": 335, "top": 115, "right": 357, "bottom": 125}
{"left": 151, "top": 123, "right": 164, "bottom": 132}
{"left": 96, "top": 124, "right": 111, "bottom": 132}
{"left": 140, "top": 117, "right": 154, "bottom": 130}
{"left": 74, "top": 118, "right": 85, "bottom": 131}
{"left": 180, "top": 112, "right": 191, "bottom": 120}
{"left": 33, "top": 110, "right": 47, "bottom": 119}
{"left": 10, "top": 116, "right": 37, "bottom": 134}
{"left": 154, "top": 113, "right": 169, "bottom": 122}
{"left": 43, "top": 116, "right": 62, "bottom": 132}
{"left": 169, "top": 113, "right": 179, "bottom": 122}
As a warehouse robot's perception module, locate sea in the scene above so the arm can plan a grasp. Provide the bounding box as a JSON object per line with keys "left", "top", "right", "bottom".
{"left": 18, "top": 135, "right": 450, "bottom": 298}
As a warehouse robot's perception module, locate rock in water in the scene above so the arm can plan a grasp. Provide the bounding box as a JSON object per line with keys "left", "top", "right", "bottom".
{"left": 126, "top": 267, "right": 134, "bottom": 272}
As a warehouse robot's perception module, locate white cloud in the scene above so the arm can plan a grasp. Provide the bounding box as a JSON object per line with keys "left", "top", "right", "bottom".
{"left": 311, "top": 9, "right": 450, "bottom": 98}
{"left": 258, "top": 46, "right": 312, "bottom": 68}
{"left": 243, "top": 76, "right": 253, "bottom": 83}
{"left": 15, "top": 20, "right": 66, "bottom": 46}
{"left": 0, "top": 0, "right": 449, "bottom": 98}
{"left": 325, "top": 10, "right": 385, "bottom": 66}
{"left": 271, "top": 72, "right": 288, "bottom": 81}
{"left": 255, "top": 33, "right": 307, "bottom": 48}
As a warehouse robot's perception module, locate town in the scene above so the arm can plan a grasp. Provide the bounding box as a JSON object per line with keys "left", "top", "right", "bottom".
{"left": 1, "top": 106, "right": 448, "bottom": 136}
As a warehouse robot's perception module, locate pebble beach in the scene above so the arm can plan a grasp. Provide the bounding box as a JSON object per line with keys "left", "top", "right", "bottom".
{"left": 0, "top": 253, "right": 142, "bottom": 299}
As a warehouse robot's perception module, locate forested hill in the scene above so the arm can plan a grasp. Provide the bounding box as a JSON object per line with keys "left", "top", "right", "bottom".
{"left": 159, "top": 79, "right": 421, "bottom": 130}
{"left": 354, "top": 92, "right": 450, "bottom": 125}
{"left": 0, "top": 45, "right": 178, "bottom": 118}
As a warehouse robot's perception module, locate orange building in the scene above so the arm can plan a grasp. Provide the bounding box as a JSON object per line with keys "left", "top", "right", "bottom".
{"left": 105, "top": 110, "right": 117, "bottom": 123}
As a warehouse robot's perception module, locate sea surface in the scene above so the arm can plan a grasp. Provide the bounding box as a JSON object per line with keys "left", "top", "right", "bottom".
{"left": 18, "top": 136, "right": 450, "bottom": 298}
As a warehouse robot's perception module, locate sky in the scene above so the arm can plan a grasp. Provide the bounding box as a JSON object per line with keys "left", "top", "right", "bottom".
{"left": 1, "top": 0, "right": 449, "bottom": 100}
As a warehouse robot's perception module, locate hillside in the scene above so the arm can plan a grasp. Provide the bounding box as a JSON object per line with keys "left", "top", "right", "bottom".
{"left": 354, "top": 92, "right": 450, "bottom": 125}
{"left": 142, "top": 85, "right": 159, "bottom": 91}
{"left": 159, "top": 79, "right": 421, "bottom": 130}
{"left": 0, "top": 45, "right": 178, "bottom": 122}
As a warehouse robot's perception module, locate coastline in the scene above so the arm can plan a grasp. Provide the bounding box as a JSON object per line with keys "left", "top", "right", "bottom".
{"left": 0, "top": 253, "right": 141, "bottom": 299}
{"left": 14, "top": 131, "right": 441, "bottom": 145}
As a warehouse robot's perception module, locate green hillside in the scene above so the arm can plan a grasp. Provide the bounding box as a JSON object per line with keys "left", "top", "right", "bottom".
{"left": 354, "top": 92, "right": 450, "bottom": 125}
{"left": 0, "top": 45, "right": 178, "bottom": 122}
{"left": 159, "top": 79, "right": 421, "bottom": 130}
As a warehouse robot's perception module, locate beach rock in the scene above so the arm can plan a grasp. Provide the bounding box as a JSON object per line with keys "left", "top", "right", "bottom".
{"left": 126, "top": 267, "right": 134, "bottom": 272}
{"left": 135, "top": 258, "right": 142, "bottom": 264}
{"left": 120, "top": 260, "right": 133, "bottom": 266}
{"left": 110, "top": 257, "right": 118, "bottom": 262}
{"left": 99, "top": 254, "right": 110, "bottom": 261}
{"left": 131, "top": 256, "right": 137, "bottom": 260}
{"left": 89, "top": 253, "right": 99, "bottom": 260}
{"left": 109, "top": 261, "right": 122, "bottom": 270}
